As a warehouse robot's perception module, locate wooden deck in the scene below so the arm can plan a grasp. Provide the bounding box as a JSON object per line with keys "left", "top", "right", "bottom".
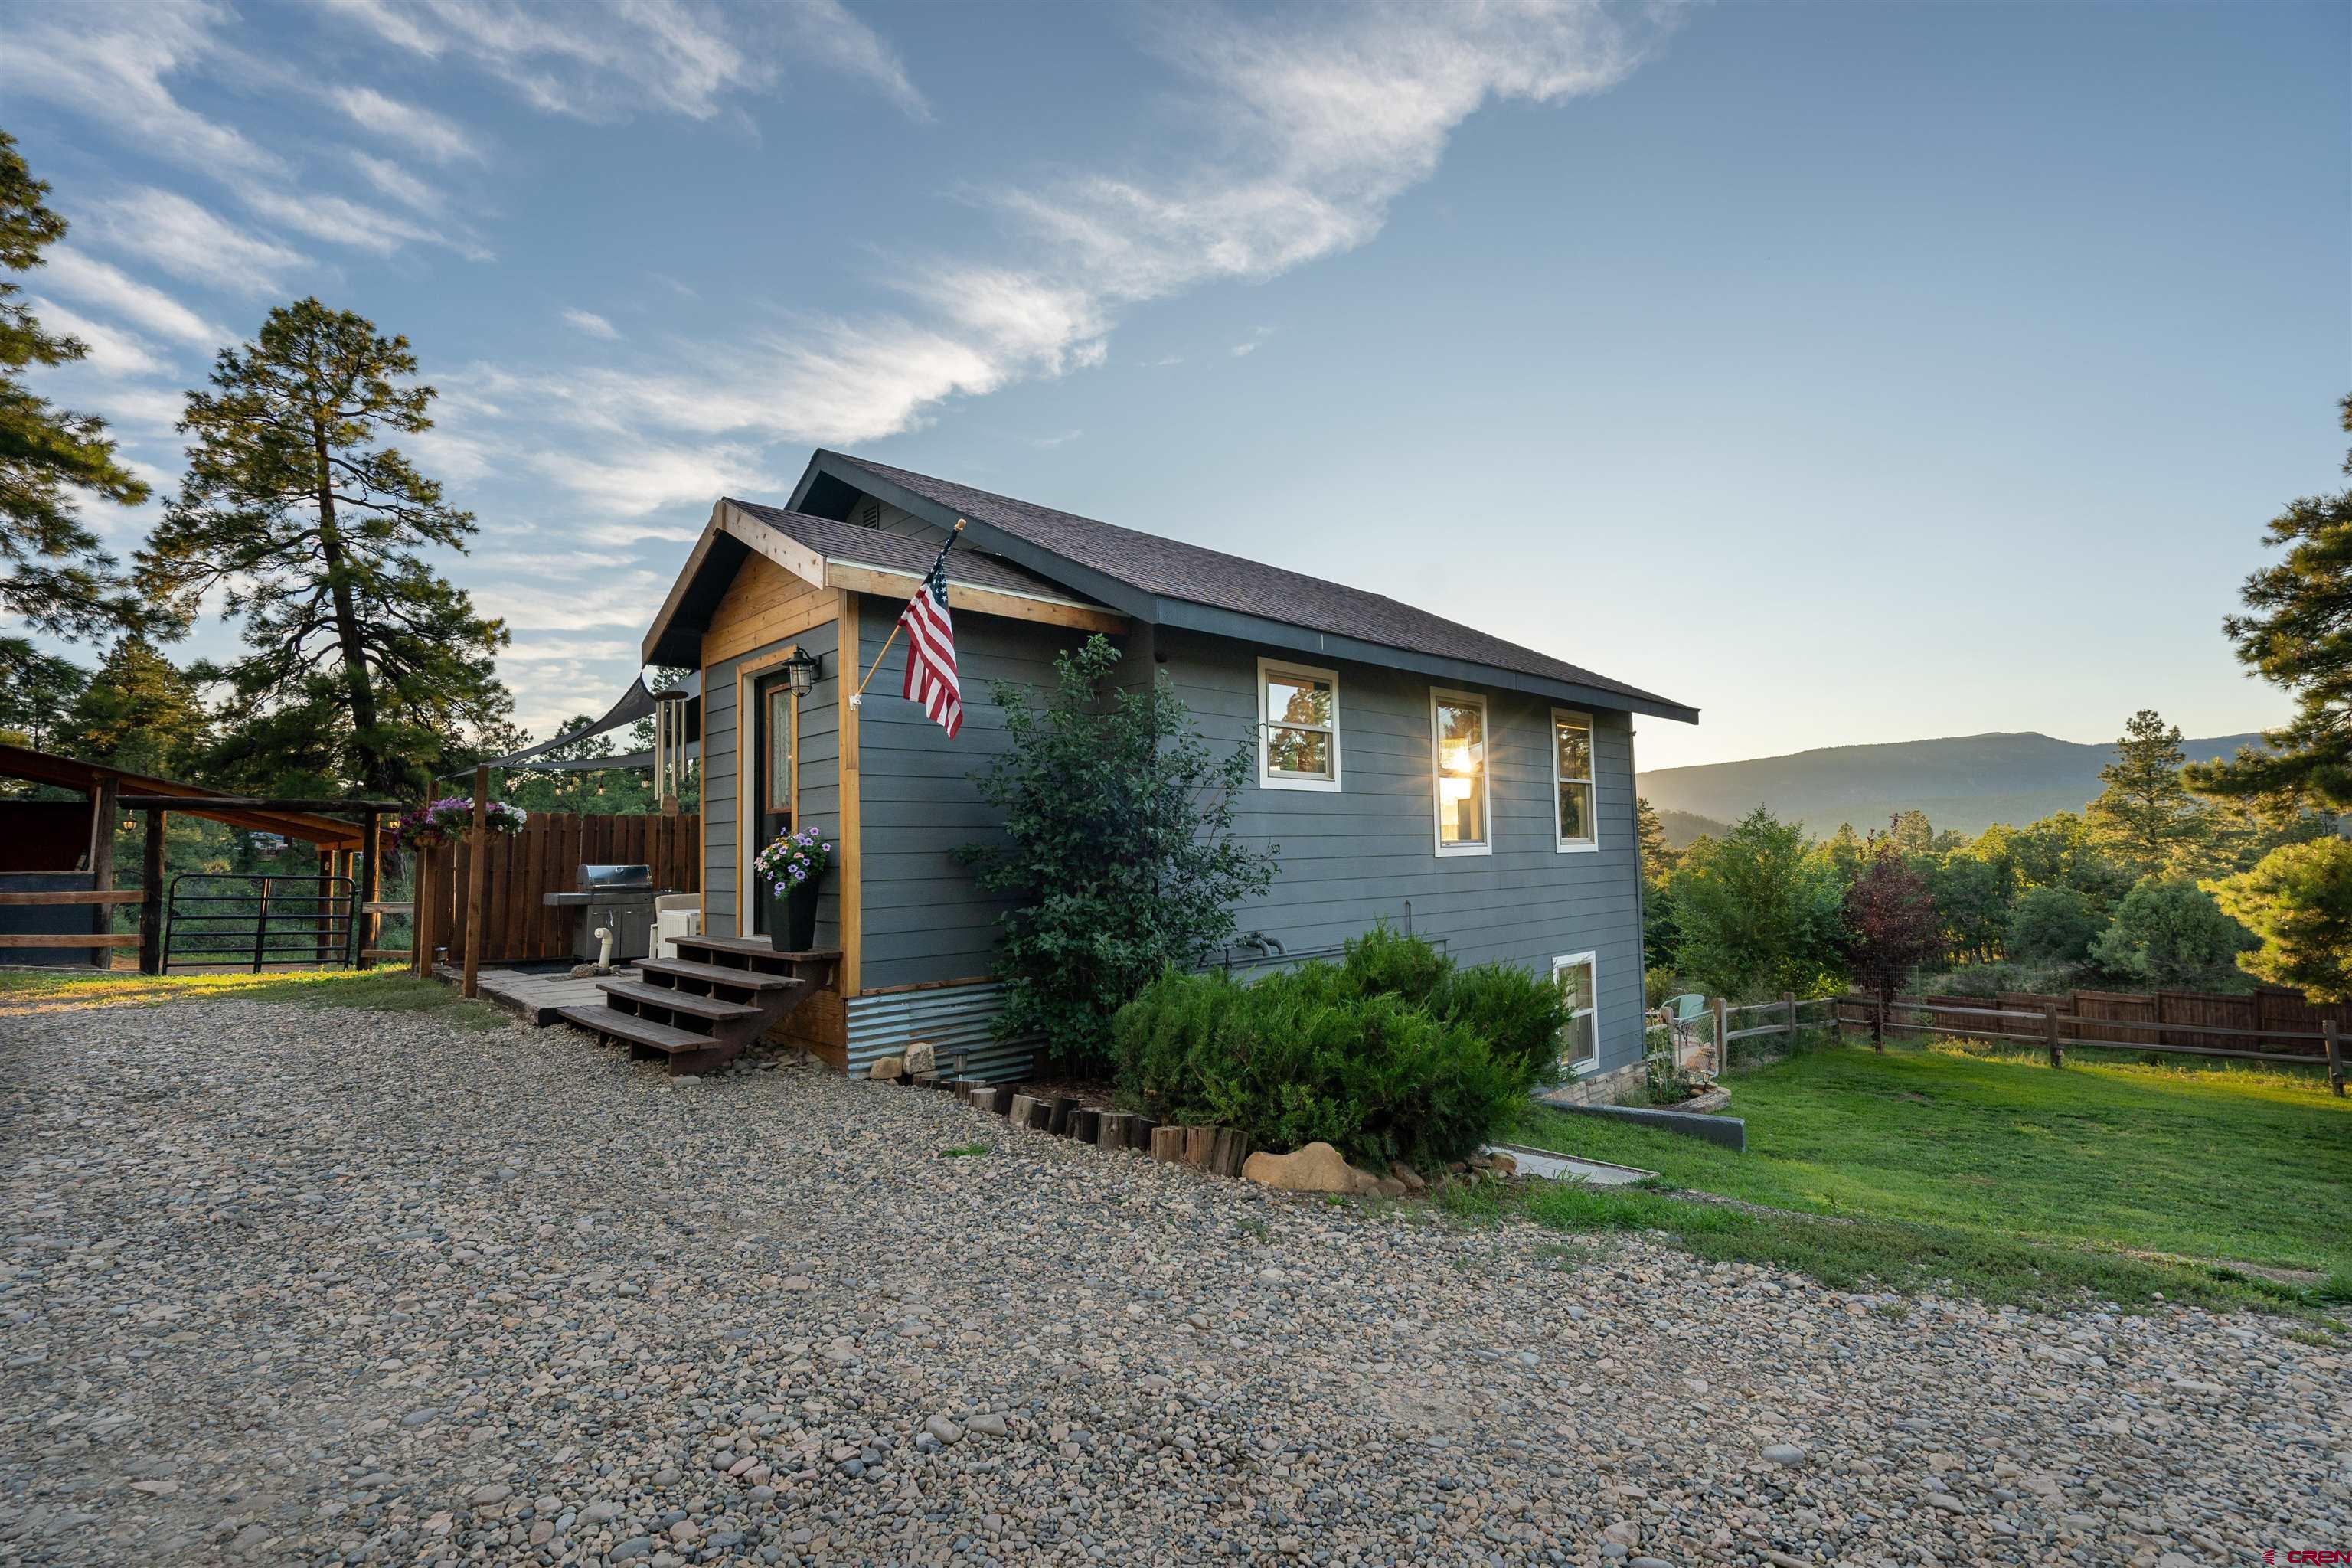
{"left": 458, "top": 964, "right": 642, "bottom": 1027}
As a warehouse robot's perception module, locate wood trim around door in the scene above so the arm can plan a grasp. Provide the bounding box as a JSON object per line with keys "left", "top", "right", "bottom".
{"left": 733, "top": 643, "right": 808, "bottom": 936}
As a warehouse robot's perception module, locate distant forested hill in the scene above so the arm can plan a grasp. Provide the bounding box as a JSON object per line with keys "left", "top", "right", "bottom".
{"left": 1638, "top": 731, "right": 2265, "bottom": 839}
{"left": 1655, "top": 808, "right": 1733, "bottom": 849}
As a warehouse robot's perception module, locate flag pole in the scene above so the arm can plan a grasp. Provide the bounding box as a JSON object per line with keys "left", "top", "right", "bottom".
{"left": 850, "top": 519, "right": 963, "bottom": 706}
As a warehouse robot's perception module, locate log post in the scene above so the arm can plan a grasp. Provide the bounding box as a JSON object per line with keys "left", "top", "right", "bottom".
{"left": 87, "top": 773, "right": 118, "bottom": 969}
{"left": 1096, "top": 1111, "right": 1135, "bottom": 1149}
{"left": 462, "top": 766, "right": 489, "bottom": 998}
{"left": 1067, "top": 1107, "right": 1099, "bottom": 1144}
{"left": 1710, "top": 995, "right": 1729, "bottom": 1073}
{"left": 1047, "top": 1096, "right": 1076, "bottom": 1136}
{"left": 1007, "top": 1093, "right": 1039, "bottom": 1127}
{"left": 1183, "top": 1125, "right": 1215, "bottom": 1168}
{"left": 2043, "top": 1003, "right": 2064, "bottom": 1070}
{"left": 1129, "top": 1116, "right": 1157, "bottom": 1152}
{"left": 139, "top": 809, "right": 166, "bottom": 975}
{"left": 1870, "top": 992, "right": 1885, "bottom": 1053}
{"left": 2326, "top": 1019, "right": 2345, "bottom": 1099}
{"left": 1150, "top": 1125, "right": 1185, "bottom": 1164}
{"left": 1208, "top": 1127, "right": 1246, "bottom": 1178}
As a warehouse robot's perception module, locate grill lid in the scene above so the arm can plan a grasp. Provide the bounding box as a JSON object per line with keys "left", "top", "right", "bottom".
{"left": 579, "top": 862, "right": 654, "bottom": 890}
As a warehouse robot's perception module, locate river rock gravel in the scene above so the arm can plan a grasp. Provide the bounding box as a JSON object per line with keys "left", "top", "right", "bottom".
{"left": 1, "top": 997, "right": 2344, "bottom": 1567}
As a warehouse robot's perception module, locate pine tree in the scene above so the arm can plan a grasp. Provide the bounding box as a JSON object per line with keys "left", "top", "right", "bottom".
{"left": 63, "top": 638, "right": 209, "bottom": 777}
{"left": 136, "top": 299, "right": 510, "bottom": 798}
{"left": 2187, "top": 394, "right": 2352, "bottom": 811}
{"left": 0, "top": 130, "right": 149, "bottom": 686}
{"left": 2086, "top": 710, "right": 2214, "bottom": 876}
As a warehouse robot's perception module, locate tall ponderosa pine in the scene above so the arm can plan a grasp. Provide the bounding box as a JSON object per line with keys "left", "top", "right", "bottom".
{"left": 2187, "top": 394, "right": 2352, "bottom": 811}
{"left": 2087, "top": 709, "right": 2213, "bottom": 876}
{"left": 137, "top": 299, "right": 509, "bottom": 797}
{"left": 0, "top": 130, "right": 149, "bottom": 684}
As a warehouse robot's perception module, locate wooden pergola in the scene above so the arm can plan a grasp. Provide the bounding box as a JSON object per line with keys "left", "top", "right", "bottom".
{"left": 0, "top": 743, "right": 397, "bottom": 973}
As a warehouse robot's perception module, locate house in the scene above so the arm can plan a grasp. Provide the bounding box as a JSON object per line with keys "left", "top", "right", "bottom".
{"left": 635, "top": 450, "right": 1698, "bottom": 1100}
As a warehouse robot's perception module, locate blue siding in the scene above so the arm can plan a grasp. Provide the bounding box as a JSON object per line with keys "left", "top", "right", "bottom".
{"left": 848, "top": 612, "right": 1654, "bottom": 1076}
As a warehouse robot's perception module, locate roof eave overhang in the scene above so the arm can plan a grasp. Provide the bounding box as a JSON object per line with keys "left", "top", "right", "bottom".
{"left": 1152, "top": 599, "right": 1700, "bottom": 724}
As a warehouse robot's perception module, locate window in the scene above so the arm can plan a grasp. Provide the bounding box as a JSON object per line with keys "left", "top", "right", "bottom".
{"left": 1258, "top": 658, "right": 1340, "bottom": 791}
{"left": 765, "top": 687, "right": 794, "bottom": 818}
{"left": 1553, "top": 952, "right": 1598, "bottom": 1073}
{"left": 1553, "top": 710, "right": 1597, "bottom": 851}
{"left": 1430, "top": 688, "right": 1491, "bottom": 855}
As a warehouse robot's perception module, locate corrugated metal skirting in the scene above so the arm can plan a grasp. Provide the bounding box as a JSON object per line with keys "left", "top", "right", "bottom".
{"left": 845, "top": 981, "right": 1035, "bottom": 1083}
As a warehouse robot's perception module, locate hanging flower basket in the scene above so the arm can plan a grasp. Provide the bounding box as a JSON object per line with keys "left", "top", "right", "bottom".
{"left": 396, "top": 796, "right": 527, "bottom": 851}
{"left": 753, "top": 826, "right": 832, "bottom": 950}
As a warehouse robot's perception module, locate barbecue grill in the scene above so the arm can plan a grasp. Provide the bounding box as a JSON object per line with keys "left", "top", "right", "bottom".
{"left": 542, "top": 863, "right": 669, "bottom": 963}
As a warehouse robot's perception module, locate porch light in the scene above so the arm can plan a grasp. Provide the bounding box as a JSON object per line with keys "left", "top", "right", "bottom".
{"left": 782, "top": 645, "right": 822, "bottom": 698}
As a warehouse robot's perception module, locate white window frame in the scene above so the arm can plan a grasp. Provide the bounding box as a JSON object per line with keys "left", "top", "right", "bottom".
{"left": 1429, "top": 686, "right": 1493, "bottom": 858}
{"left": 1553, "top": 950, "right": 1600, "bottom": 1075}
{"left": 1551, "top": 708, "right": 1599, "bottom": 854}
{"left": 1256, "top": 656, "right": 1341, "bottom": 792}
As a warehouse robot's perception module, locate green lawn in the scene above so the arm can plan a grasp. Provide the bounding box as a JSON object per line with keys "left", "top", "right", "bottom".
{"left": 0, "top": 966, "right": 510, "bottom": 1031}
{"left": 1507, "top": 1039, "right": 2351, "bottom": 1318}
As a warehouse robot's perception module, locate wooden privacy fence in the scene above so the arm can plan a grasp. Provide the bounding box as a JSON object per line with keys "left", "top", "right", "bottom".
{"left": 1834, "top": 989, "right": 2347, "bottom": 1094}
{"left": 412, "top": 812, "right": 699, "bottom": 966}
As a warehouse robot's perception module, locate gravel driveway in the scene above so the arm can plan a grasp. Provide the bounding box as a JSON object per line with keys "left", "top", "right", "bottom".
{"left": 1, "top": 997, "right": 2343, "bottom": 1568}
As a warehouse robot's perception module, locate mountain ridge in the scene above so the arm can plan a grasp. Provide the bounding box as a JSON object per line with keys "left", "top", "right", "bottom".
{"left": 1638, "top": 729, "right": 2265, "bottom": 841}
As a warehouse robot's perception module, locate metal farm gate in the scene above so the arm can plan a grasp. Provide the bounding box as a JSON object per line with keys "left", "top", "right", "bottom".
{"left": 163, "top": 872, "right": 357, "bottom": 972}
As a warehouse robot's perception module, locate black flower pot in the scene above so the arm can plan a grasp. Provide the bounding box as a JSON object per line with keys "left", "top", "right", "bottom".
{"left": 765, "top": 875, "right": 822, "bottom": 952}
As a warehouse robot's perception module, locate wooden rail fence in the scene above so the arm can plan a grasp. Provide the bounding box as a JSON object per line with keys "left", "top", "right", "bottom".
{"left": 411, "top": 812, "right": 699, "bottom": 967}
{"left": 1834, "top": 989, "right": 2347, "bottom": 1094}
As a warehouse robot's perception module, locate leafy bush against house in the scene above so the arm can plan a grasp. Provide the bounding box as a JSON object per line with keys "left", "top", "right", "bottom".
{"left": 959, "top": 635, "right": 1276, "bottom": 1070}
{"left": 1109, "top": 927, "right": 1566, "bottom": 1172}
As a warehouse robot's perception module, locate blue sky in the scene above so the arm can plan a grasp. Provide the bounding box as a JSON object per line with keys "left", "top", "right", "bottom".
{"left": 5, "top": 0, "right": 2345, "bottom": 773}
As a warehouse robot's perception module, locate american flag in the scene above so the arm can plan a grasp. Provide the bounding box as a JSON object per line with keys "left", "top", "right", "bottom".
{"left": 898, "top": 533, "right": 962, "bottom": 739}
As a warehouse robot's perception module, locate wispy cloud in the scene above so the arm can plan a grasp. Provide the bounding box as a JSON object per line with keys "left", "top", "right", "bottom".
{"left": 1028, "top": 429, "right": 1083, "bottom": 449}
{"left": 562, "top": 309, "right": 623, "bottom": 341}
{"left": 0, "top": 2, "right": 283, "bottom": 178}
{"left": 351, "top": 152, "right": 445, "bottom": 214}
{"left": 1230, "top": 325, "right": 1275, "bottom": 358}
{"left": 321, "top": 0, "right": 929, "bottom": 122}
{"left": 80, "top": 188, "right": 310, "bottom": 296}
{"left": 493, "top": 2, "right": 1664, "bottom": 461}
{"left": 40, "top": 250, "right": 227, "bottom": 350}
{"left": 25, "top": 299, "right": 172, "bottom": 379}
{"left": 331, "top": 84, "right": 485, "bottom": 163}
{"left": 238, "top": 185, "right": 479, "bottom": 261}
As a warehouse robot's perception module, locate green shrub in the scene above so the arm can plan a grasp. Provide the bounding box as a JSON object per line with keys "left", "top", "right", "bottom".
{"left": 1109, "top": 929, "right": 1566, "bottom": 1171}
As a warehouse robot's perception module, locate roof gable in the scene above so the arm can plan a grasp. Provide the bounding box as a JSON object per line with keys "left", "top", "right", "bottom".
{"left": 790, "top": 450, "right": 1697, "bottom": 724}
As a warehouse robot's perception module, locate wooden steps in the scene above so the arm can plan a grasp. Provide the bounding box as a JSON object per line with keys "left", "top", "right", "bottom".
{"left": 637, "top": 956, "right": 802, "bottom": 993}
{"left": 595, "top": 978, "right": 762, "bottom": 1024}
{"left": 553, "top": 933, "right": 839, "bottom": 1076}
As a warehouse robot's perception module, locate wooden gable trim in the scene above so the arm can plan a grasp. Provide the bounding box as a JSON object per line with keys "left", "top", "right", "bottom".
{"left": 822, "top": 560, "right": 1126, "bottom": 635}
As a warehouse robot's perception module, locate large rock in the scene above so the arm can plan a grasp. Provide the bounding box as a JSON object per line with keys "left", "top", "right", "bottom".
{"left": 868, "top": 1055, "right": 906, "bottom": 1080}
{"left": 1243, "top": 1142, "right": 1377, "bottom": 1194}
{"left": 904, "top": 1040, "right": 937, "bottom": 1076}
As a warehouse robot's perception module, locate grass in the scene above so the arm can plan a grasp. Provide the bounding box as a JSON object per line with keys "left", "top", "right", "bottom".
{"left": 0, "top": 966, "right": 511, "bottom": 1032}
{"left": 938, "top": 1142, "right": 991, "bottom": 1158}
{"left": 1507, "top": 1037, "right": 2352, "bottom": 1318}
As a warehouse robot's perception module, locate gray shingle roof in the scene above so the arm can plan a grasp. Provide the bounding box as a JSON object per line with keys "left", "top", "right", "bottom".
{"left": 818, "top": 452, "right": 1688, "bottom": 714}
{"left": 725, "top": 499, "right": 1102, "bottom": 604}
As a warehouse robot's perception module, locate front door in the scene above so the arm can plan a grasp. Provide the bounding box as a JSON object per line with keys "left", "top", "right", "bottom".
{"left": 748, "top": 674, "right": 794, "bottom": 936}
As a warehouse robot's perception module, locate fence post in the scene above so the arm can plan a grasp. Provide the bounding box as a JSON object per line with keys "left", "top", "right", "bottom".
{"left": 2043, "top": 1003, "right": 2063, "bottom": 1069}
{"left": 87, "top": 772, "right": 119, "bottom": 969}
{"left": 1870, "top": 992, "right": 1884, "bottom": 1053}
{"left": 462, "top": 765, "right": 489, "bottom": 999}
{"left": 139, "top": 809, "right": 167, "bottom": 976}
{"left": 1782, "top": 991, "right": 1796, "bottom": 1044}
{"left": 1711, "top": 995, "right": 1729, "bottom": 1073}
{"left": 2327, "top": 1019, "right": 2346, "bottom": 1099}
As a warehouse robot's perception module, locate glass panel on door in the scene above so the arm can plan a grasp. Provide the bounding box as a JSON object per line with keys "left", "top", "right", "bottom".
{"left": 750, "top": 677, "right": 793, "bottom": 935}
